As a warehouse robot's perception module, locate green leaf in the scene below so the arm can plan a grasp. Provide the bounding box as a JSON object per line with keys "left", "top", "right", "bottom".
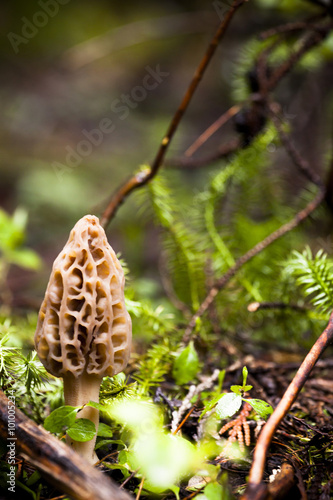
{"left": 97, "top": 422, "right": 113, "bottom": 438}
{"left": 203, "top": 482, "right": 225, "bottom": 500}
{"left": 44, "top": 406, "right": 80, "bottom": 433}
{"left": 25, "top": 470, "right": 41, "bottom": 487}
{"left": 243, "top": 398, "right": 273, "bottom": 419}
{"left": 243, "top": 385, "right": 253, "bottom": 392}
{"left": 199, "top": 393, "right": 226, "bottom": 420}
{"left": 172, "top": 341, "right": 200, "bottom": 385}
{"left": 216, "top": 393, "right": 242, "bottom": 419}
{"left": 103, "top": 461, "right": 131, "bottom": 478}
{"left": 130, "top": 432, "right": 196, "bottom": 491}
{"left": 66, "top": 418, "right": 96, "bottom": 442}
{"left": 230, "top": 385, "right": 242, "bottom": 395}
{"left": 86, "top": 401, "right": 105, "bottom": 411}
{"left": 6, "top": 248, "right": 41, "bottom": 270}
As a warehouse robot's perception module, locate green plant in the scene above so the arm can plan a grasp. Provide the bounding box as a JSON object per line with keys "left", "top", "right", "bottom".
{"left": 285, "top": 246, "right": 333, "bottom": 314}
{"left": 215, "top": 367, "right": 273, "bottom": 421}
{"left": 0, "top": 208, "right": 41, "bottom": 307}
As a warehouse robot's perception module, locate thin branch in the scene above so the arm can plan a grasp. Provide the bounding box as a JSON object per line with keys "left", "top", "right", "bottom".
{"left": 183, "top": 190, "right": 325, "bottom": 343}
{"left": 184, "top": 104, "right": 242, "bottom": 157}
{"left": 266, "top": 21, "right": 333, "bottom": 91}
{"left": 172, "top": 406, "right": 196, "bottom": 435}
{"left": 247, "top": 301, "right": 308, "bottom": 313}
{"left": 166, "top": 137, "right": 240, "bottom": 168}
{"left": 268, "top": 102, "right": 324, "bottom": 188}
{"left": 100, "top": 0, "right": 248, "bottom": 227}
{"left": 259, "top": 16, "right": 323, "bottom": 41}
{"left": 168, "top": 19, "right": 332, "bottom": 171}
{"left": 242, "top": 311, "right": 333, "bottom": 500}
{"left": 135, "top": 476, "right": 145, "bottom": 500}
{"left": 183, "top": 86, "right": 327, "bottom": 343}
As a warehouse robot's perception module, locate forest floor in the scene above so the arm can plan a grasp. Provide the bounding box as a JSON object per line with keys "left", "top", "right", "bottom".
{"left": 209, "top": 355, "right": 333, "bottom": 499}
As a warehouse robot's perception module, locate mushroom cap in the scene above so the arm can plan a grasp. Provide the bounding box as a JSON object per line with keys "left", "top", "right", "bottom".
{"left": 35, "top": 215, "right": 132, "bottom": 378}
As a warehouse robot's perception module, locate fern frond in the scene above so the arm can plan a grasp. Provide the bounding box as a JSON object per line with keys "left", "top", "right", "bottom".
{"left": 0, "top": 319, "right": 21, "bottom": 383}
{"left": 15, "top": 350, "right": 50, "bottom": 393}
{"left": 285, "top": 246, "right": 333, "bottom": 314}
{"left": 125, "top": 297, "right": 174, "bottom": 338}
{"left": 232, "top": 38, "right": 271, "bottom": 102}
{"left": 133, "top": 338, "right": 175, "bottom": 395}
{"left": 146, "top": 172, "right": 206, "bottom": 311}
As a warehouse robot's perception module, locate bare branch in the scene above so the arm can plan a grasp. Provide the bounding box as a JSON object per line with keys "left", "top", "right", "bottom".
{"left": 100, "top": 0, "right": 248, "bottom": 228}
{"left": 268, "top": 102, "right": 324, "bottom": 188}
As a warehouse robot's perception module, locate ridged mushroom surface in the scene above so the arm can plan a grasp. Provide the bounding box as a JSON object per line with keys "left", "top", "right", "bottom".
{"left": 35, "top": 215, "right": 131, "bottom": 378}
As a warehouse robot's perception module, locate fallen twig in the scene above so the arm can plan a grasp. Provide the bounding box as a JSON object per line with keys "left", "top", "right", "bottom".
{"left": 171, "top": 369, "right": 220, "bottom": 434}
{"left": 242, "top": 311, "right": 333, "bottom": 500}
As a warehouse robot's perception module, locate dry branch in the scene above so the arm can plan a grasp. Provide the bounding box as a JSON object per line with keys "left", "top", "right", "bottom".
{"left": 0, "top": 390, "right": 132, "bottom": 500}
{"left": 242, "top": 311, "right": 333, "bottom": 500}
{"left": 168, "top": 18, "right": 333, "bottom": 171}
{"left": 166, "top": 137, "right": 241, "bottom": 169}
{"left": 100, "top": 0, "right": 248, "bottom": 227}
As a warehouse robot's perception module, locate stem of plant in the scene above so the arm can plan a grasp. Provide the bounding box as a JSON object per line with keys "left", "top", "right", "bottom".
{"left": 63, "top": 372, "right": 102, "bottom": 464}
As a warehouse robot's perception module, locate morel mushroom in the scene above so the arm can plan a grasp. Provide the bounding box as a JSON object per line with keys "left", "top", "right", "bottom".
{"left": 35, "top": 215, "right": 132, "bottom": 464}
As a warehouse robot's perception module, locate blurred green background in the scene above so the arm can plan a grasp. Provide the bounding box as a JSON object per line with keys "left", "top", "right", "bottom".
{"left": 1, "top": 0, "right": 333, "bottom": 312}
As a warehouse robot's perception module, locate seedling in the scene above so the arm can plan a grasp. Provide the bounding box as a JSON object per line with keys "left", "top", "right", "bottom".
{"left": 216, "top": 367, "right": 273, "bottom": 420}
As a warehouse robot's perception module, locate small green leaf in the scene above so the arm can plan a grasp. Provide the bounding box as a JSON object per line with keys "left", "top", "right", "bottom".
{"left": 243, "top": 385, "right": 253, "bottom": 392}
{"left": 25, "top": 470, "right": 41, "bottom": 487}
{"left": 66, "top": 418, "right": 96, "bottom": 442}
{"left": 103, "top": 461, "right": 130, "bottom": 478}
{"left": 86, "top": 401, "right": 105, "bottom": 411}
{"left": 199, "top": 393, "right": 226, "bottom": 420}
{"left": 230, "top": 385, "right": 242, "bottom": 395}
{"left": 216, "top": 393, "right": 242, "bottom": 419}
{"left": 243, "top": 398, "right": 273, "bottom": 419}
{"left": 44, "top": 406, "right": 80, "bottom": 433}
{"left": 172, "top": 341, "right": 200, "bottom": 385}
{"left": 97, "top": 423, "right": 113, "bottom": 438}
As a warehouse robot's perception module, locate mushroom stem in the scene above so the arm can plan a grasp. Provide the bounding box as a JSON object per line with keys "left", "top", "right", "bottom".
{"left": 63, "top": 372, "right": 102, "bottom": 464}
